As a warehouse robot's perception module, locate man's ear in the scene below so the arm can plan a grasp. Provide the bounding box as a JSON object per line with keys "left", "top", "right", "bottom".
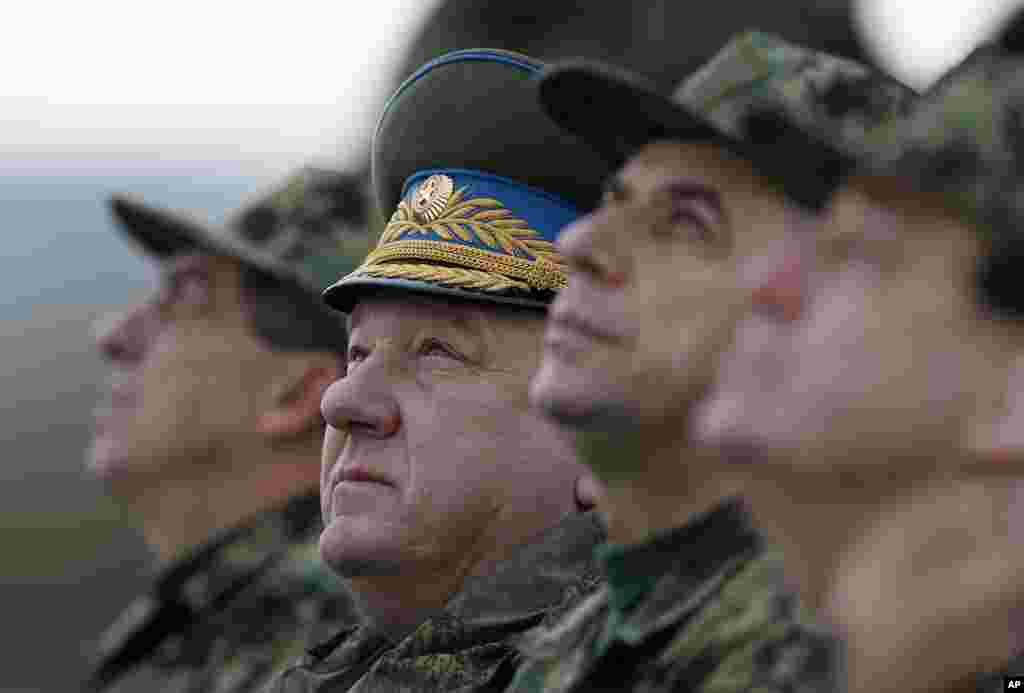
{"left": 259, "top": 354, "right": 343, "bottom": 439}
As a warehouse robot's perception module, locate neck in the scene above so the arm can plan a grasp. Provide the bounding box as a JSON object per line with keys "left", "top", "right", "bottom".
{"left": 347, "top": 572, "right": 463, "bottom": 642}
{"left": 125, "top": 441, "right": 320, "bottom": 564}
{"left": 745, "top": 459, "right": 931, "bottom": 615}
{"left": 841, "top": 477, "right": 1020, "bottom": 693}
{"left": 577, "top": 415, "right": 741, "bottom": 546}
{"left": 346, "top": 506, "right": 578, "bottom": 641}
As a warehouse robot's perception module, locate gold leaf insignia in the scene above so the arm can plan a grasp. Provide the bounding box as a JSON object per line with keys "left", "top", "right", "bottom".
{"left": 365, "top": 180, "right": 570, "bottom": 295}
{"left": 410, "top": 174, "right": 454, "bottom": 223}
{"left": 379, "top": 186, "right": 563, "bottom": 267}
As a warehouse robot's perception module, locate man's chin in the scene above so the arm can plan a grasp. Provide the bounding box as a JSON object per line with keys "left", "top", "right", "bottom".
{"left": 318, "top": 516, "right": 406, "bottom": 578}
{"left": 85, "top": 437, "right": 131, "bottom": 483}
{"left": 529, "top": 371, "right": 613, "bottom": 430}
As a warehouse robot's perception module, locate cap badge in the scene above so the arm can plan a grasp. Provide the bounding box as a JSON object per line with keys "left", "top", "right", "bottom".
{"left": 410, "top": 174, "right": 454, "bottom": 223}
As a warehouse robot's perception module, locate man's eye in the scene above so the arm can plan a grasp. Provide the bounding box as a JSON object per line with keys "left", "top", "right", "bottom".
{"left": 417, "top": 338, "right": 461, "bottom": 361}
{"left": 670, "top": 210, "right": 713, "bottom": 242}
{"left": 346, "top": 346, "right": 369, "bottom": 370}
{"left": 159, "top": 270, "right": 211, "bottom": 311}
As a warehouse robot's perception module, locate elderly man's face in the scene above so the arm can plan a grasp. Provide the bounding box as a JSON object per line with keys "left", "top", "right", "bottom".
{"left": 319, "top": 294, "right": 581, "bottom": 577}
{"left": 530, "top": 141, "right": 800, "bottom": 475}
{"left": 698, "top": 178, "right": 999, "bottom": 472}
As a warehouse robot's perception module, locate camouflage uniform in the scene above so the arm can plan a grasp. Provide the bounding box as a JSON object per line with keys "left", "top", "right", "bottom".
{"left": 87, "top": 495, "right": 356, "bottom": 693}
{"left": 507, "top": 501, "right": 839, "bottom": 693}
{"left": 270, "top": 511, "right": 606, "bottom": 693}
{"left": 845, "top": 19, "right": 1024, "bottom": 689}
{"left": 88, "top": 167, "right": 372, "bottom": 693}
{"left": 264, "top": 48, "right": 614, "bottom": 693}
{"left": 503, "top": 32, "right": 920, "bottom": 693}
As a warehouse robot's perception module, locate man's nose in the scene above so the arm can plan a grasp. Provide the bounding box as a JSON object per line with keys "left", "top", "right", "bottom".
{"left": 556, "top": 212, "right": 629, "bottom": 287}
{"left": 320, "top": 357, "right": 401, "bottom": 439}
{"left": 92, "top": 305, "right": 150, "bottom": 363}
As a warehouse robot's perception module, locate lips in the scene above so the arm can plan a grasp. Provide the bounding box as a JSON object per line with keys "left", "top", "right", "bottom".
{"left": 93, "top": 381, "right": 138, "bottom": 430}
{"left": 543, "top": 310, "right": 624, "bottom": 362}
{"left": 333, "top": 466, "right": 395, "bottom": 488}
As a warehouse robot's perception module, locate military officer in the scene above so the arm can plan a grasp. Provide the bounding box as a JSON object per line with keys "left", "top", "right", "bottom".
{"left": 510, "top": 31, "right": 915, "bottom": 693}
{"left": 269, "top": 49, "right": 614, "bottom": 692}
{"left": 696, "top": 18, "right": 1024, "bottom": 693}
{"left": 86, "top": 168, "right": 370, "bottom": 693}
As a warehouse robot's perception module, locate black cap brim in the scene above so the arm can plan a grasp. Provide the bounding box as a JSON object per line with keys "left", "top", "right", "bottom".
{"left": 109, "top": 194, "right": 212, "bottom": 260}
{"left": 109, "top": 193, "right": 326, "bottom": 294}
{"left": 538, "top": 60, "right": 739, "bottom": 168}
{"left": 539, "top": 60, "right": 852, "bottom": 211}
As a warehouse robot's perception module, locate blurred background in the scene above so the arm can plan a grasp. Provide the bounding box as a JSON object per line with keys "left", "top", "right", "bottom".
{"left": 2, "top": 0, "right": 1019, "bottom": 690}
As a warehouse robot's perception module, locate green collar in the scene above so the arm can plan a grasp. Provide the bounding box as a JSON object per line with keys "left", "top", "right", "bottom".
{"left": 592, "top": 498, "right": 757, "bottom": 655}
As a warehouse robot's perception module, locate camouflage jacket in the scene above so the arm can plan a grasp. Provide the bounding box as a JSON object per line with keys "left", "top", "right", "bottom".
{"left": 507, "top": 500, "right": 842, "bottom": 693}
{"left": 86, "top": 494, "right": 356, "bottom": 693}
{"left": 269, "top": 511, "right": 606, "bottom": 693}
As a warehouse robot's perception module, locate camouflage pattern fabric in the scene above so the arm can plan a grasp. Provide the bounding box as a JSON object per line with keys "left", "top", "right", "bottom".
{"left": 507, "top": 501, "right": 842, "bottom": 693}
{"left": 86, "top": 494, "right": 356, "bottom": 693}
{"left": 539, "top": 31, "right": 916, "bottom": 211}
{"left": 848, "top": 45, "right": 1024, "bottom": 245}
{"left": 681, "top": 30, "right": 917, "bottom": 211}
{"left": 677, "top": 30, "right": 916, "bottom": 158}
{"left": 268, "top": 511, "right": 606, "bottom": 693}
{"left": 110, "top": 167, "right": 375, "bottom": 299}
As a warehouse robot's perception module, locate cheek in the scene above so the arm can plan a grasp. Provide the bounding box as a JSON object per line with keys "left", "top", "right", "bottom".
{"left": 141, "top": 329, "right": 266, "bottom": 431}
{"left": 403, "top": 379, "right": 536, "bottom": 507}
{"left": 136, "top": 339, "right": 204, "bottom": 431}
{"left": 322, "top": 427, "right": 346, "bottom": 494}
{"left": 646, "top": 281, "right": 746, "bottom": 385}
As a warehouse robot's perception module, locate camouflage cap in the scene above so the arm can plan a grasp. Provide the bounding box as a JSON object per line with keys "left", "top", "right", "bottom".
{"left": 539, "top": 31, "right": 916, "bottom": 210}
{"left": 852, "top": 44, "right": 1024, "bottom": 244}
{"left": 110, "top": 167, "right": 372, "bottom": 302}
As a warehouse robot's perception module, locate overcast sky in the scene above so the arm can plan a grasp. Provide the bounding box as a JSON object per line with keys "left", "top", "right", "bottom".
{"left": 2, "top": 0, "right": 1021, "bottom": 177}
{"left": 2, "top": 0, "right": 440, "bottom": 175}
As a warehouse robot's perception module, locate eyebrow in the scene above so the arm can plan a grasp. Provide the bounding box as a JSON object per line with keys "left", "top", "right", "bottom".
{"left": 656, "top": 178, "right": 724, "bottom": 220}
{"left": 603, "top": 175, "right": 724, "bottom": 218}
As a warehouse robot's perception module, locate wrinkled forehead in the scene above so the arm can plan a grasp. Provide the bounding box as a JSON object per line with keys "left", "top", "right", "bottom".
{"left": 346, "top": 292, "right": 498, "bottom": 338}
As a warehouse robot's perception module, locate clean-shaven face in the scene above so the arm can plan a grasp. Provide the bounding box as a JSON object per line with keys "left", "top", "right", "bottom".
{"left": 698, "top": 177, "right": 1002, "bottom": 473}
{"left": 319, "top": 294, "right": 582, "bottom": 577}
{"left": 89, "top": 253, "right": 281, "bottom": 496}
{"left": 530, "top": 140, "right": 807, "bottom": 478}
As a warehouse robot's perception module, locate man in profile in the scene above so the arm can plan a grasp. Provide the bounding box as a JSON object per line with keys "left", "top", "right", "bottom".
{"left": 695, "top": 22, "right": 1024, "bottom": 693}
{"left": 511, "top": 31, "right": 912, "bottom": 693}
{"left": 271, "top": 48, "right": 613, "bottom": 692}
{"left": 86, "top": 167, "right": 370, "bottom": 693}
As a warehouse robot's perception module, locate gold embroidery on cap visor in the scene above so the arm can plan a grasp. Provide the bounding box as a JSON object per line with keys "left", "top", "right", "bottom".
{"left": 344, "top": 178, "right": 568, "bottom": 294}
